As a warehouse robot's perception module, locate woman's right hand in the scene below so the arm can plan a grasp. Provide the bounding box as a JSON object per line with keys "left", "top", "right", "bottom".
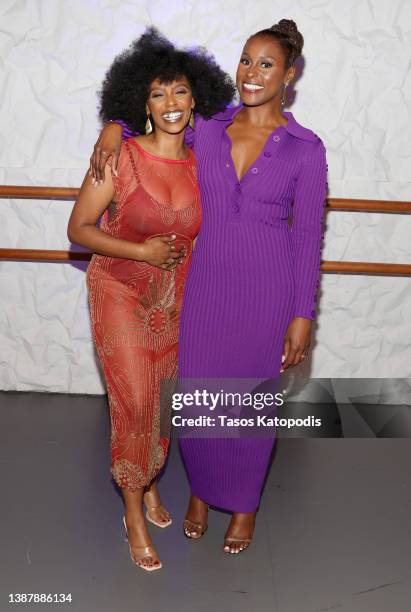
{"left": 140, "top": 235, "right": 186, "bottom": 270}
{"left": 89, "top": 122, "right": 123, "bottom": 184}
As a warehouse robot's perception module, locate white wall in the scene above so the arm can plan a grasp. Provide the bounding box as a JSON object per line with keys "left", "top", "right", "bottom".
{"left": 1, "top": 0, "right": 410, "bottom": 393}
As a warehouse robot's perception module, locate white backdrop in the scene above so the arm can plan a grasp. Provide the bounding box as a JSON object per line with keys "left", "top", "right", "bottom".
{"left": 0, "top": 0, "right": 410, "bottom": 393}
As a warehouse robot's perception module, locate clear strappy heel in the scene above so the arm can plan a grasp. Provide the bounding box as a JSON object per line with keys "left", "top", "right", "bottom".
{"left": 122, "top": 515, "right": 162, "bottom": 571}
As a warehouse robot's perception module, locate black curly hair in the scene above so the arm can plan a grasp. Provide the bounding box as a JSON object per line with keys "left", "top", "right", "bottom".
{"left": 250, "top": 19, "right": 304, "bottom": 69}
{"left": 98, "top": 26, "right": 236, "bottom": 134}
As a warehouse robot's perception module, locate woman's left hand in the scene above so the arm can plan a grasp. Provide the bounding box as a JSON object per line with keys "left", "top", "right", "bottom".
{"left": 281, "top": 317, "right": 312, "bottom": 372}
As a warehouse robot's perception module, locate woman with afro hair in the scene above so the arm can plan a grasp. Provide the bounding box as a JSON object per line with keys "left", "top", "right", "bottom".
{"left": 67, "top": 27, "right": 235, "bottom": 571}
{"left": 90, "top": 20, "right": 328, "bottom": 556}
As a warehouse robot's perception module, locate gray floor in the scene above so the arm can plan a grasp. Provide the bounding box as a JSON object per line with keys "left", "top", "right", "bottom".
{"left": 1, "top": 391, "right": 411, "bottom": 612}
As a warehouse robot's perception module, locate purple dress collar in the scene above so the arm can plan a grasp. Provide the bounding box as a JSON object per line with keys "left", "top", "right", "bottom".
{"left": 211, "top": 103, "right": 317, "bottom": 142}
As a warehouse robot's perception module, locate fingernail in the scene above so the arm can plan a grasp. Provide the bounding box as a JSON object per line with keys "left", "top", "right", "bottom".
{"left": 280, "top": 368, "right": 284, "bottom": 373}
{"left": 281, "top": 354, "right": 285, "bottom": 363}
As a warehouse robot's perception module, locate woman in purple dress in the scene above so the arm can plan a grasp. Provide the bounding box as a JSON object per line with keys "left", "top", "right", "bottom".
{"left": 90, "top": 19, "right": 328, "bottom": 555}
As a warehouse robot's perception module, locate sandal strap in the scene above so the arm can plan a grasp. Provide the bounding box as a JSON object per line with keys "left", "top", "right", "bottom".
{"left": 224, "top": 538, "right": 252, "bottom": 546}
{"left": 131, "top": 544, "right": 158, "bottom": 555}
{"left": 184, "top": 518, "right": 207, "bottom": 531}
{"left": 130, "top": 545, "right": 161, "bottom": 565}
{"left": 145, "top": 501, "right": 170, "bottom": 513}
{"left": 146, "top": 504, "right": 168, "bottom": 512}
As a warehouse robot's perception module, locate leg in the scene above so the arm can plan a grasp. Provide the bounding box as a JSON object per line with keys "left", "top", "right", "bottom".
{"left": 87, "top": 279, "right": 170, "bottom": 568}
{"left": 183, "top": 493, "right": 209, "bottom": 539}
{"left": 143, "top": 479, "right": 172, "bottom": 527}
{"left": 122, "top": 486, "right": 162, "bottom": 570}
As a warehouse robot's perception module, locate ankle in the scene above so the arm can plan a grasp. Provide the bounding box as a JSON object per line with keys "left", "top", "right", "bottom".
{"left": 231, "top": 511, "right": 256, "bottom": 522}
{"left": 124, "top": 509, "right": 145, "bottom": 523}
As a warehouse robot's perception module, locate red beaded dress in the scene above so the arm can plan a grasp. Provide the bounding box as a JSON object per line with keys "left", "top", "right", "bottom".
{"left": 86, "top": 138, "right": 201, "bottom": 490}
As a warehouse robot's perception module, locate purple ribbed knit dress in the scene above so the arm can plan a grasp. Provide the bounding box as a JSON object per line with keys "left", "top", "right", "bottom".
{"left": 177, "top": 104, "right": 327, "bottom": 513}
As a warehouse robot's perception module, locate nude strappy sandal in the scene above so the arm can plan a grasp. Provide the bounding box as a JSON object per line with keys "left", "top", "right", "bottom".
{"left": 183, "top": 505, "right": 209, "bottom": 539}
{"left": 122, "top": 516, "right": 162, "bottom": 571}
{"left": 143, "top": 489, "right": 172, "bottom": 528}
{"left": 145, "top": 505, "right": 172, "bottom": 529}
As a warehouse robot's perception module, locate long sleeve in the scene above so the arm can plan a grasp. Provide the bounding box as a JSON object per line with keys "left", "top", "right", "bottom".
{"left": 290, "top": 138, "right": 328, "bottom": 320}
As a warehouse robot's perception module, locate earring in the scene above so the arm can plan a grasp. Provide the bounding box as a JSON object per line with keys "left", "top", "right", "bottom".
{"left": 281, "top": 82, "right": 288, "bottom": 107}
{"left": 145, "top": 113, "right": 153, "bottom": 135}
{"left": 189, "top": 109, "right": 195, "bottom": 130}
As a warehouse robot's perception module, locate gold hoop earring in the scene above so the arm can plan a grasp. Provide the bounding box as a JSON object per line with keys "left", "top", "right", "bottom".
{"left": 145, "top": 113, "right": 153, "bottom": 135}
{"left": 281, "top": 83, "right": 288, "bottom": 107}
{"left": 189, "top": 109, "right": 195, "bottom": 130}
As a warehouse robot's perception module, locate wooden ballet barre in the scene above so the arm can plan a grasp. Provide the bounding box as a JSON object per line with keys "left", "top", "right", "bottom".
{"left": 0, "top": 187, "right": 410, "bottom": 273}
{"left": 0, "top": 249, "right": 410, "bottom": 275}
{"left": 327, "top": 198, "right": 411, "bottom": 213}
{"left": 0, "top": 186, "right": 411, "bottom": 213}
{"left": 321, "top": 261, "right": 411, "bottom": 275}
{"left": 0, "top": 249, "right": 91, "bottom": 262}
{"left": 0, "top": 186, "right": 79, "bottom": 200}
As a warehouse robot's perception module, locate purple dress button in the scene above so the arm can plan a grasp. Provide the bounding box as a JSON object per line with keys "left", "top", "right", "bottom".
{"left": 251, "top": 167, "right": 259, "bottom": 174}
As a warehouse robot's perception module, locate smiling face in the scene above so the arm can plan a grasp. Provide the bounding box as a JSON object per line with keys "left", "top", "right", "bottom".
{"left": 236, "top": 34, "right": 295, "bottom": 108}
{"left": 146, "top": 75, "right": 195, "bottom": 134}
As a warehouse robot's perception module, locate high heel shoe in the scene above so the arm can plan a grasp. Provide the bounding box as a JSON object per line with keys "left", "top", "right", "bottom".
{"left": 143, "top": 489, "right": 172, "bottom": 529}
{"left": 183, "top": 505, "right": 209, "bottom": 539}
{"left": 145, "top": 505, "right": 172, "bottom": 529}
{"left": 122, "top": 516, "right": 162, "bottom": 571}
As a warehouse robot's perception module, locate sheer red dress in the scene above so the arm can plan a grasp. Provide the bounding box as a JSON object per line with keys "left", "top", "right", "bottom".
{"left": 86, "top": 138, "right": 201, "bottom": 490}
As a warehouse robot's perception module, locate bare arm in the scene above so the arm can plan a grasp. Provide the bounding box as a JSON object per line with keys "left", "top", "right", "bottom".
{"left": 67, "top": 164, "right": 183, "bottom": 269}
{"left": 89, "top": 122, "right": 124, "bottom": 184}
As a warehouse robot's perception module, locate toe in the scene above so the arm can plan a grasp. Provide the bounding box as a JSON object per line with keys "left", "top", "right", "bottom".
{"left": 184, "top": 520, "right": 197, "bottom": 537}
{"left": 223, "top": 540, "right": 231, "bottom": 553}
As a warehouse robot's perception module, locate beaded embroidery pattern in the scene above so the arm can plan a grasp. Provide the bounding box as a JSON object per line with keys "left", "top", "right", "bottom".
{"left": 86, "top": 139, "right": 201, "bottom": 489}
